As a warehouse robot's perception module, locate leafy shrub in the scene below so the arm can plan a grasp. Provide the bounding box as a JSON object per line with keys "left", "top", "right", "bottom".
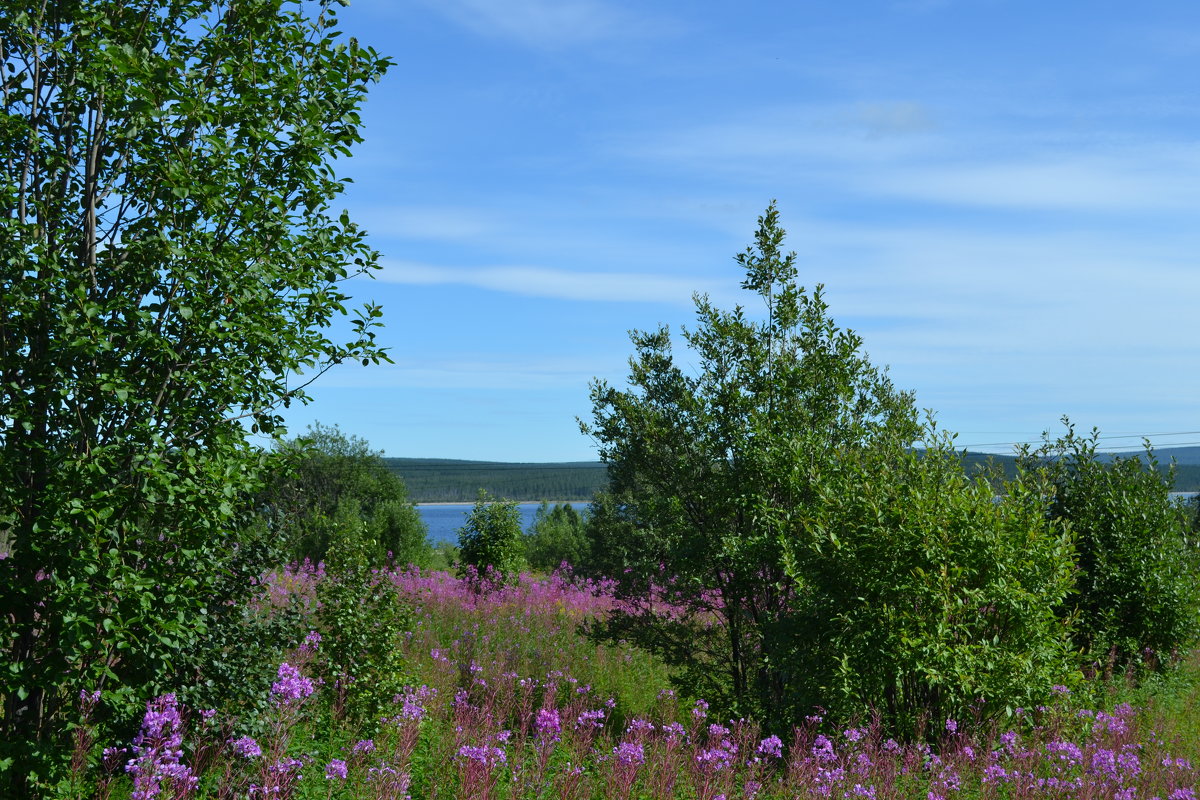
{"left": 457, "top": 491, "right": 526, "bottom": 581}
{"left": 525, "top": 502, "right": 588, "bottom": 572}
{"left": 260, "top": 423, "right": 428, "bottom": 566}
{"left": 1020, "top": 421, "right": 1200, "bottom": 674}
{"left": 790, "top": 430, "right": 1079, "bottom": 733}
{"left": 316, "top": 500, "right": 412, "bottom": 726}
{"left": 172, "top": 517, "right": 306, "bottom": 725}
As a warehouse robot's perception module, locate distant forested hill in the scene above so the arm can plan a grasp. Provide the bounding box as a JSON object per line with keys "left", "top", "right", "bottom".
{"left": 387, "top": 446, "right": 1200, "bottom": 503}
{"left": 958, "top": 447, "right": 1200, "bottom": 492}
{"left": 384, "top": 458, "right": 607, "bottom": 502}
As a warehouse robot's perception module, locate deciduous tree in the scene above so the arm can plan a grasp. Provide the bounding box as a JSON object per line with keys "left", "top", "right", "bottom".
{"left": 583, "top": 204, "right": 1077, "bottom": 733}
{"left": 0, "top": 0, "right": 391, "bottom": 790}
{"left": 458, "top": 490, "right": 526, "bottom": 581}
{"left": 260, "top": 422, "right": 428, "bottom": 566}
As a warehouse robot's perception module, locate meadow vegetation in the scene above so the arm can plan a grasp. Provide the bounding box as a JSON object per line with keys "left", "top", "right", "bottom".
{"left": 30, "top": 206, "right": 1200, "bottom": 800}
{"left": 3, "top": 1, "right": 1199, "bottom": 797}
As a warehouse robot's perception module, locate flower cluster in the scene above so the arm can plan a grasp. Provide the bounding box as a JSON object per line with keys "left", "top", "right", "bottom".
{"left": 230, "top": 736, "right": 262, "bottom": 759}
{"left": 124, "top": 694, "right": 197, "bottom": 800}
{"left": 270, "top": 661, "right": 315, "bottom": 703}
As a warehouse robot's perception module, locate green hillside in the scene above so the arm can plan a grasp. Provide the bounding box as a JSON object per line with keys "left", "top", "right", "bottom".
{"left": 384, "top": 458, "right": 608, "bottom": 502}
{"left": 961, "top": 447, "right": 1200, "bottom": 492}
{"left": 388, "top": 447, "right": 1200, "bottom": 503}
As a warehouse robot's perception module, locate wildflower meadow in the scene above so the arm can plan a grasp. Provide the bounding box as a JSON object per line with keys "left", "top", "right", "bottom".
{"left": 60, "top": 562, "right": 1200, "bottom": 800}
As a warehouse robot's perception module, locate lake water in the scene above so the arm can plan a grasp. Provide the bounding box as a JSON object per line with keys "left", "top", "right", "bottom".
{"left": 418, "top": 502, "right": 578, "bottom": 546}
{"left": 420, "top": 493, "right": 1199, "bottom": 547}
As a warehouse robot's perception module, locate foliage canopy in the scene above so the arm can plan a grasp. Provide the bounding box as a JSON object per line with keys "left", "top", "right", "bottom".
{"left": 457, "top": 490, "right": 526, "bottom": 581}
{"left": 260, "top": 423, "right": 428, "bottom": 567}
{"left": 1020, "top": 422, "right": 1200, "bottom": 675}
{"left": 583, "top": 204, "right": 1078, "bottom": 733}
{"left": 524, "top": 501, "right": 588, "bottom": 573}
{"left": 0, "top": 0, "right": 390, "bottom": 789}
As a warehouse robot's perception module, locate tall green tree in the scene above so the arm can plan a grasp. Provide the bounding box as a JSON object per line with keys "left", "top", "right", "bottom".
{"left": 0, "top": 1, "right": 391, "bottom": 790}
{"left": 583, "top": 204, "right": 1077, "bottom": 732}
{"left": 457, "top": 490, "right": 526, "bottom": 581}
{"left": 260, "top": 422, "right": 429, "bottom": 566}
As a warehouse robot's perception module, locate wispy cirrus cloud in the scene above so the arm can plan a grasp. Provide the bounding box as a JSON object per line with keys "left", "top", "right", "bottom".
{"left": 353, "top": 205, "right": 502, "bottom": 242}
{"left": 373, "top": 259, "right": 725, "bottom": 305}
{"left": 411, "top": 0, "right": 639, "bottom": 48}
{"left": 864, "top": 147, "right": 1200, "bottom": 212}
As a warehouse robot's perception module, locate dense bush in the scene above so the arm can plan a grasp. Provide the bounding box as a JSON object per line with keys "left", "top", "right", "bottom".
{"left": 1021, "top": 422, "right": 1200, "bottom": 675}
{"left": 525, "top": 501, "right": 589, "bottom": 572}
{"left": 792, "top": 430, "right": 1078, "bottom": 732}
{"left": 259, "top": 423, "right": 429, "bottom": 566}
{"left": 457, "top": 490, "right": 526, "bottom": 580}
{"left": 315, "top": 500, "right": 412, "bottom": 726}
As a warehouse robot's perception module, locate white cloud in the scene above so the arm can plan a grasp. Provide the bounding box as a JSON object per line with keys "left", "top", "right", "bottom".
{"left": 412, "top": 0, "right": 630, "bottom": 48}
{"left": 373, "top": 259, "right": 723, "bottom": 305}
{"left": 618, "top": 102, "right": 1200, "bottom": 215}
{"left": 852, "top": 102, "right": 937, "bottom": 138}
{"left": 866, "top": 150, "right": 1200, "bottom": 212}
{"left": 352, "top": 206, "right": 501, "bottom": 241}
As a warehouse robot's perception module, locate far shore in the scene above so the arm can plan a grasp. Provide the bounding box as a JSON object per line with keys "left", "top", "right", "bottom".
{"left": 415, "top": 499, "right": 589, "bottom": 506}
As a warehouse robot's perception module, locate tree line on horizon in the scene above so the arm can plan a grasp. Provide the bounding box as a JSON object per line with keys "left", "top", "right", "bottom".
{"left": 378, "top": 450, "right": 1200, "bottom": 503}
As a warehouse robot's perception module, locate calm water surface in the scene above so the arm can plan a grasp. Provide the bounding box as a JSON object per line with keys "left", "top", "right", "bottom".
{"left": 417, "top": 502, "right": 579, "bottom": 546}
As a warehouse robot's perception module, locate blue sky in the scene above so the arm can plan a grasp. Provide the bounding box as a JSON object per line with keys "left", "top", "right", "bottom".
{"left": 279, "top": 0, "right": 1200, "bottom": 462}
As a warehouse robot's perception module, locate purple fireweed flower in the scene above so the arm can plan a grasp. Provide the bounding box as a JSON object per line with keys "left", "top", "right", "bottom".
{"left": 662, "top": 721, "right": 687, "bottom": 744}
{"left": 944, "top": 718, "right": 958, "bottom": 734}
{"left": 1046, "top": 740, "right": 1083, "bottom": 766}
{"left": 708, "top": 723, "right": 730, "bottom": 739}
{"left": 270, "top": 661, "right": 314, "bottom": 702}
{"left": 576, "top": 709, "right": 605, "bottom": 729}
{"left": 325, "top": 759, "right": 348, "bottom": 780}
{"left": 125, "top": 694, "right": 197, "bottom": 800}
{"left": 812, "top": 734, "right": 837, "bottom": 763}
{"left": 845, "top": 726, "right": 866, "bottom": 742}
{"left": 394, "top": 685, "right": 432, "bottom": 721}
{"left": 756, "top": 735, "right": 784, "bottom": 759}
{"left": 692, "top": 699, "right": 709, "bottom": 721}
{"left": 535, "top": 708, "right": 562, "bottom": 741}
{"left": 695, "top": 746, "right": 734, "bottom": 773}
{"left": 456, "top": 744, "right": 507, "bottom": 767}
{"left": 352, "top": 739, "right": 376, "bottom": 754}
{"left": 613, "top": 741, "right": 645, "bottom": 766}
{"left": 230, "top": 736, "right": 262, "bottom": 759}
{"left": 627, "top": 718, "right": 655, "bottom": 736}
